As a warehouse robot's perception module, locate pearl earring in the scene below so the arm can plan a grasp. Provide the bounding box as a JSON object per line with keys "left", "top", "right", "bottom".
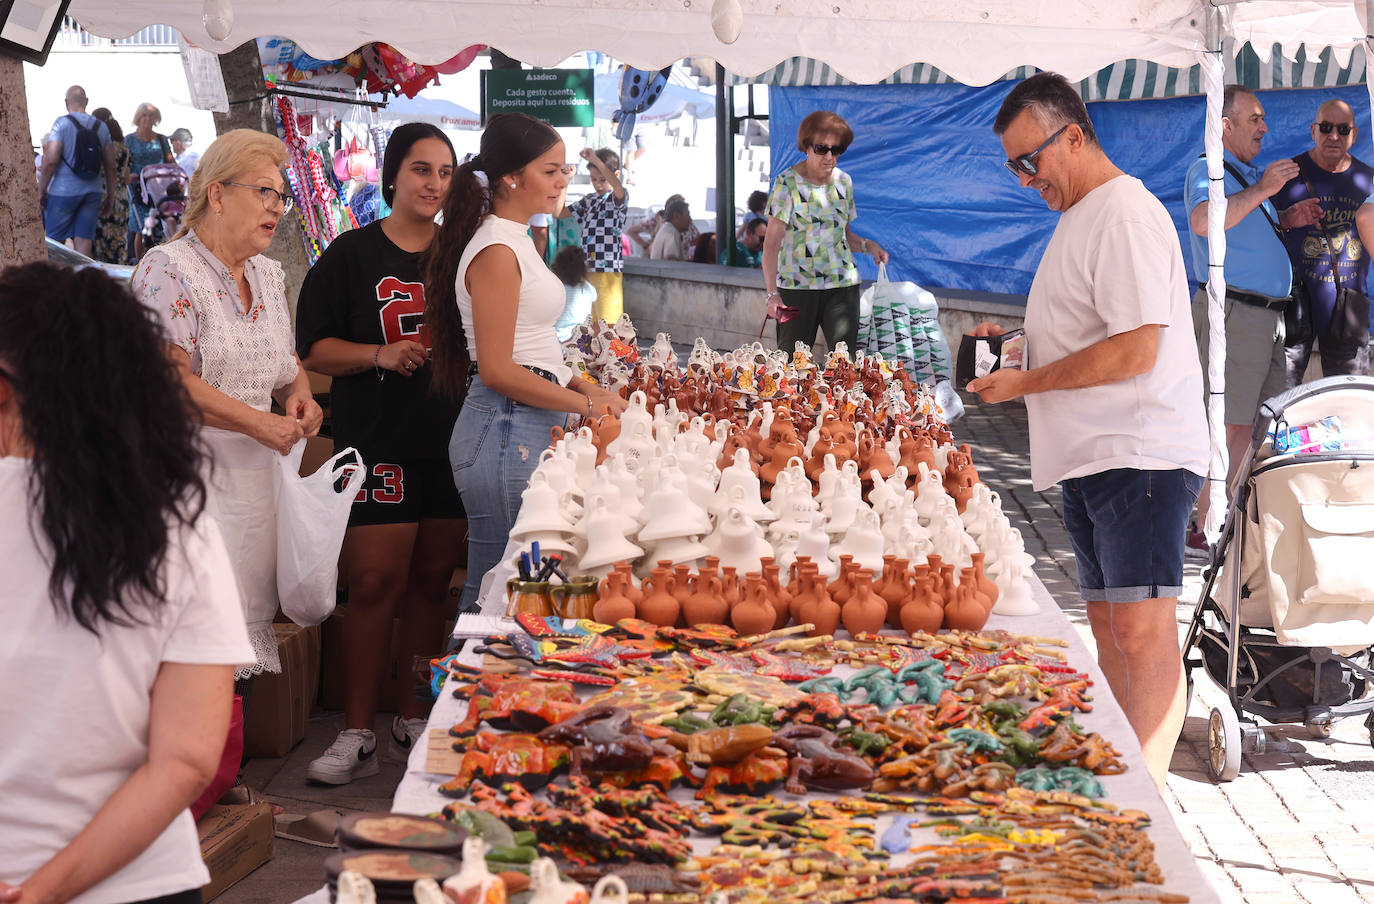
{"left": 509, "top": 182, "right": 517, "bottom": 189}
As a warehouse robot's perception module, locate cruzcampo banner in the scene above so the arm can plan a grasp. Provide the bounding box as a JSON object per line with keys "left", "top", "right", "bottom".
{"left": 483, "top": 68, "right": 594, "bottom": 127}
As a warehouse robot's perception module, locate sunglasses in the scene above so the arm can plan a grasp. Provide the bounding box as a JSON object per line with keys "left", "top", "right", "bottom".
{"left": 1004, "top": 122, "right": 1084, "bottom": 178}
{"left": 1316, "top": 121, "right": 1354, "bottom": 136}
{"left": 811, "top": 143, "right": 844, "bottom": 157}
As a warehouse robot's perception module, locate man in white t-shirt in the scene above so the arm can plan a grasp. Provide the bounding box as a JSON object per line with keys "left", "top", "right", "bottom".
{"left": 649, "top": 199, "right": 691, "bottom": 260}
{"left": 968, "top": 73, "right": 1208, "bottom": 788}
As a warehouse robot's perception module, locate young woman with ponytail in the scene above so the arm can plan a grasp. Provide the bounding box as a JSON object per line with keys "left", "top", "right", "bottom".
{"left": 424, "top": 113, "right": 626, "bottom": 612}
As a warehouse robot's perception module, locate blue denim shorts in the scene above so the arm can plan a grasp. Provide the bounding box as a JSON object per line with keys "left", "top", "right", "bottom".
{"left": 43, "top": 190, "right": 103, "bottom": 242}
{"left": 1061, "top": 468, "right": 1204, "bottom": 603}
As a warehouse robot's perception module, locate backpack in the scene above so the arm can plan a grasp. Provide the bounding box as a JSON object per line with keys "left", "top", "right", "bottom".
{"left": 63, "top": 114, "right": 103, "bottom": 179}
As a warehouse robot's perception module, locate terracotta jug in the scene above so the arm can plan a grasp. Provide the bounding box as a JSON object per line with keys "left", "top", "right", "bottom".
{"left": 732, "top": 574, "right": 777, "bottom": 636}
{"left": 970, "top": 552, "right": 1000, "bottom": 609}
{"left": 760, "top": 559, "right": 792, "bottom": 629}
{"left": 895, "top": 427, "right": 920, "bottom": 475}
{"left": 594, "top": 415, "right": 621, "bottom": 464}
{"left": 682, "top": 573, "right": 728, "bottom": 627}
{"left": 943, "top": 581, "right": 990, "bottom": 632}
{"left": 720, "top": 566, "right": 742, "bottom": 609}
{"left": 787, "top": 556, "right": 810, "bottom": 598}
{"left": 698, "top": 555, "right": 721, "bottom": 587}
{"left": 960, "top": 566, "right": 992, "bottom": 613}
{"left": 829, "top": 554, "right": 856, "bottom": 604}
{"left": 592, "top": 573, "right": 636, "bottom": 625}
{"left": 673, "top": 563, "right": 694, "bottom": 611}
{"left": 639, "top": 566, "right": 681, "bottom": 627}
{"left": 881, "top": 558, "right": 912, "bottom": 626}
{"left": 940, "top": 564, "right": 957, "bottom": 605}
{"left": 614, "top": 561, "right": 643, "bottom": 606}
{"left": 841, "top": 571, "right": 887, "bottom": 637}
{"left": 804, "top": 571, "right": 842, "bottom": 637}
{"left": 789, "top": 560, "right": 819, "bottom": 624}
{"left": 899, "top": 575, "right": 944, "bottom": 635}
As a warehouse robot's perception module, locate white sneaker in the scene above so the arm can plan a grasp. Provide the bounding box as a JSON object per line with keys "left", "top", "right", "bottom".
{"left": 335, "top": 869, "right": 377, "bottom": 904}
{"left": 307, "top": 729, "right": 380, "bottom": 785}
{"left": 389, "top": 715, "right": 427, "bottom": 762}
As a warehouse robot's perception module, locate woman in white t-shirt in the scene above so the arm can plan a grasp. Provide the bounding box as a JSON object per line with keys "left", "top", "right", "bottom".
{"left": 423, "top": 113, "right": 626, "bottom": 612}
{"left": 0, "top": 262, "right": 254, "bottom": 904}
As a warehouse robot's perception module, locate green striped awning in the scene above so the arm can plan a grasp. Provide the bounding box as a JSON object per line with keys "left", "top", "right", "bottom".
{"left": 729, "top": 42, "right": 1368, "bottom": 100}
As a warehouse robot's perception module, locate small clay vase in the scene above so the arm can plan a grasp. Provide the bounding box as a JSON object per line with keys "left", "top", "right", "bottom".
{"left": 899, "top": 575, "right": 944, "bottom": 635}
{"left": 672, "top": 563, "right": 694, "bottom": 611}
{"left": 698, "top": 555, "right": 721, "bottom": 587}
{"left": 971, "top": 552, "right": 999, "bottom": 609}
{"left": 789, "top": 561, "right": 819, "bottom": 624}
{"left": 614, "top": 561, "right": 643, "bottom": 606}
{"left": 761, "top": 559, "right": 792, "bottom": 629}
{"left": 960, "top": 566, "right": 992, "bottom": 613}
{"left": 829, "top": 555, "right": 856, "bottom": 604}
{"left": 732, "top": 574, "right": 777, "bottom": 636}
{"left": 841, "top": 571, "right": 887, "bottom": 638}
{"left": 592, "top": 573, "right": 636, "bottom": 625}
{"left": 940, "top": 564, "right": 957, "bottom": 605}
{"left": 639, "top": 566, "right": 681, "bottom": 627}
{"left": 881, "top": 559, "right": 913, "bottom": 627}
{"left": 943, "top": 581, "right": 990, "bottom": 631}
{"left": 805, "top": 571, "right": 842, "bottom": 638}
{"left": 720, "top": 566, "right": 742, "bottom": 609}
{"left": 682, "top": 573, "right": 728, "bottom": 627}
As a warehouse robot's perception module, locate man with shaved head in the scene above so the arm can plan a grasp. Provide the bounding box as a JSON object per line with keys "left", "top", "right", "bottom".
{"left": 1274, "top": 98, "right": 1374, "bottom": 381}
{"left": 37, "top": 85, "right": 116, "bottom": 257}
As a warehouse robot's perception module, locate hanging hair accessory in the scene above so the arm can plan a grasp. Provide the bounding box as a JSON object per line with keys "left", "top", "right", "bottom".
{"left": 467, "top": 154, "right": 486, "bottom": 171}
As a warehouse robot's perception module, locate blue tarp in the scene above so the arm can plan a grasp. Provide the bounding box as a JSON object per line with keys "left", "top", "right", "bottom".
{"left": 770, "top": 84, "right": 1373, "bottom": 300}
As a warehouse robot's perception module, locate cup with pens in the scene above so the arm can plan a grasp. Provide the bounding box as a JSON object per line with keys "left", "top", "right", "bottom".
{"left": 505, "top": 540, "right": 598, "bottom": 619}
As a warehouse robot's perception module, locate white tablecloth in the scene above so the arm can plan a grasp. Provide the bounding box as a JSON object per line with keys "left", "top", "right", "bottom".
{"left": 385, "top": 573, "right": 1220, "bottom": 902}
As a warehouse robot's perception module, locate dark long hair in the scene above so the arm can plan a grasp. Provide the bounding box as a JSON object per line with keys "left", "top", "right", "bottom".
{"left": 551, "top": 245, "right": 587, "bottom": 287}
{"left": 91, "top": 107, "right": 124, "bottom": 143}
{"left": 381, "top": 122, "right": 456, "bottom": 207}
{"left": 423, "top": 112, "right": 561, "bottom": 399}
{"left": 0, "top": 263, "right": 206, "bottom": 633}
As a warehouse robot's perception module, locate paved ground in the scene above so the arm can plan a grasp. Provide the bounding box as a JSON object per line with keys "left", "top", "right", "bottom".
{"left": 220, "top": 391, "right": 1374, "bottom": 903}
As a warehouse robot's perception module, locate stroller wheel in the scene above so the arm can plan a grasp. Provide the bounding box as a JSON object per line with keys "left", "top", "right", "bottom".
{"left": 1305, "top": 716, "right": 1334, "bottom": 739}
{"left": 1207, "top": 705, "right": 1242, "bottom": 782}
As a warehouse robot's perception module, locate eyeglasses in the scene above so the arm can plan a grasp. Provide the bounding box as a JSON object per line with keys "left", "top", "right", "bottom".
{"left": 1316, "top": 121, "right": 1354, "bottom": 136}
{"left": 223, "top": 181, "right": 295, "bottom": 213}
{"left": 811, "top": 143, "right": 844, "bottom": 157}
{"left": 1004, "top": 122, "right": 1084, "bottom": 178}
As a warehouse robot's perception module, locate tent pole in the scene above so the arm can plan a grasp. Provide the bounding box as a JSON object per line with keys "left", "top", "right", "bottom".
{"left": 1201, "top": 5, "right": 1230, "bottom": 540}
{"left": 716, "top": 63, "right": 736, "bottom": 266}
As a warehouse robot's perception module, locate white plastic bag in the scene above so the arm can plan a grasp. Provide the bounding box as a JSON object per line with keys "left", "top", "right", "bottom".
{"left": 275, "top": 442, "right": 366, "bottom": 626}
{"left": 858, "top": 263, "right": 954, "bottom": 383}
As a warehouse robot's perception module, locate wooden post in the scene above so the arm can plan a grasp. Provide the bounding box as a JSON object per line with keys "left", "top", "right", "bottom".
{"left": 0, "top": 56, "right": 47, "bottom": 269}
{"left": 214, "top": 40, "right": 310, "bottom": 312}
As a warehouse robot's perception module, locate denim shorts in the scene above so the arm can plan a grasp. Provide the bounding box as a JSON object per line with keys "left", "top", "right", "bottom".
{"left": 448, "top": 374, "right": 568, "bottom": 610}
{"left": 1061, "top": 467, "right": 1204, "bottom": 603}
{"left": 43, "top": 190, "right": 103, "bottom": 242}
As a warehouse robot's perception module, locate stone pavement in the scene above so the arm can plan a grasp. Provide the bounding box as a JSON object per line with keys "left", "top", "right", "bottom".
{"left": 959, "top": 394, "right": 1374, "bottom": 904}
{"left": 221, "top": 390, "right": 1374, "bottom": 903}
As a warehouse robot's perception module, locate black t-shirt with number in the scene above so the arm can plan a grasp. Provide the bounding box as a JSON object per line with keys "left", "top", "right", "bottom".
{"left": 295, "top": 220, "right": 458, "bottom": 459}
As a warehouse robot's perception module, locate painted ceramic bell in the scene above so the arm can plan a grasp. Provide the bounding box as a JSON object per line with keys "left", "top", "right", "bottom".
{"left": 443, "top": 837, "right": 508, "bottom": 904}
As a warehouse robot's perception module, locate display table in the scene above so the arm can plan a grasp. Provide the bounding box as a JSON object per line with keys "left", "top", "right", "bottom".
{"left": 383, "top": 572, "right": 1220, "bottom": 903}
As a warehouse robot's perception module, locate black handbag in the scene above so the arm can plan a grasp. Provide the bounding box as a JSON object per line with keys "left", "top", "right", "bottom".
{"left": 1297, "top": 158, "right": 1371, "bottom": 351}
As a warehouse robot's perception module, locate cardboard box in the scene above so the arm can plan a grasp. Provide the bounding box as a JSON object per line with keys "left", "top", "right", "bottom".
{"left": 243, "top": 623, "right": 321, "bottom": 758}
{"left": 198, "top": 802, "right": 274, "bottom": 902}
{"left": 299, "top": 434, "right": 335, "bottom": 478}
{"left": 319, "top": 610, "right": 454, "bottom": 713}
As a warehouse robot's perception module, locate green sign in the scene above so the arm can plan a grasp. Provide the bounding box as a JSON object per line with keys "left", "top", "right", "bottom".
{"left": 484, "top": 69, "right": 594, "bottom": 128}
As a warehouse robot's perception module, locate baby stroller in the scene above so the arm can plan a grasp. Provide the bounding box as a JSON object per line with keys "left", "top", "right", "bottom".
{"left": 139, "top": 163, "right": 189, "bottom": 246}
{"left": 1182, "top": 375, "right": 1374, "bottom": 781}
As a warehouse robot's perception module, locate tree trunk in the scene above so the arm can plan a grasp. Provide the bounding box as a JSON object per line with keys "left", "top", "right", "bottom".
{"left": 214, "top": 39, "right": 310, "bottom": 314}
{"left": 0, "top": 57, "right": 46, "bottom": 269}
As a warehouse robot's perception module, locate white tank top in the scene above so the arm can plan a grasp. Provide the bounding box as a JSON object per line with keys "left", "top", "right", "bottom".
{"left": 455, "top": 215, "right": 572, "bottom": 385}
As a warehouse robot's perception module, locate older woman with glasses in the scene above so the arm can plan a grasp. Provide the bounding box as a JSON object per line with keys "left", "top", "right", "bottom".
{"left": 132, "top": 129, "right": 323, "bottom": 687}
{"left": 761, "top": 110, "right": 888, "bottom": 355}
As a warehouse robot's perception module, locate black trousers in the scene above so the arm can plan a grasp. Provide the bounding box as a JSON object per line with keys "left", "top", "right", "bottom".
{"left": 1283, "top": 332, "right": 1370, "bottom": 387}
{"left": 775, "top": 284, "right": 861, "bottom": 355}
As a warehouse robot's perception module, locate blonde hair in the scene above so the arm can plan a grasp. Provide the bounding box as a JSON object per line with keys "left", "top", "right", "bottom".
{"left": 133, "top": 102, "right": 162, "bottom": 127}
{"left": 175, "top": 129, "right": 289, "bottom": 240}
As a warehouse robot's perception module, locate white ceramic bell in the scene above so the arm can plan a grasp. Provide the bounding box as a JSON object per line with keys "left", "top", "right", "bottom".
{"left": 822, "top": 483, "right": 863, "bottom": 535}
{"left": 639, "top": 535, "right": 709, "bottom": 573}
{"left": 757, "top": 401, "right": 775, "bottom": 441}
{"left": 716, "top": 448, "right": 763, "bottom": 504}
{"left": 510, "top": 472, "right": 577, "bottom": 539}
{"left": 773, "top": 527, "right": 802, "bottom": 573}
{"left": 991, "top": 553, "right": 1039, "bottom": 616}
{"left": 578, "top": 498, "right": 644, "bottom": 572}
{"left": 602, "top": 455, "right": 645, "bottom": 524}
{"left": 912, "top": 462, "right": 949, "bottom": 528}
{"left": 638, "top": 474, "right": 712, "bottom": 542}
{"left": 709, "top": 506, "right": 773, "bottom": 575}
{"left": 814, "top": 454, "right": 842, "bottom": 507}
{"left": 710, "top": 481, "right": 774, "bottom": 523}
{"left": 830, "top": 506, "right": 885, "bottom": 574}
{"left": 893, "top": 522, "right": 934, "bottom": 565}
{"left": 933, "top": 441, "right": 957, "bottom": 472}
{"left": 646, "top": 331, "right": 676, "bottom": 369}
{"left": 534, "top": 447, "right": 579, "bottom": 498}
{"left": 929, "top": 511, "right": 975, "bottom": 569}
{"left": 590, "top": 874, "right": 630, "bottom": 904}
{"left": 607, "top": 390, "right": 652, "bottom": 458}
{"left": 793, "top": 517, "right": 837, "bottom": 578}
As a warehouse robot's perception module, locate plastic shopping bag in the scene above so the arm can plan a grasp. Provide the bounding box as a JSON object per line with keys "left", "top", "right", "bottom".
{"left": 858, "top": 263, "right": 962, "bottom": 420}
{"left": 275, "top": 442, "right": 366, "bottom": 626}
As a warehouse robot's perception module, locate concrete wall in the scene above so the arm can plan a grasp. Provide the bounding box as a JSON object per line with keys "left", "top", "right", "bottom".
{"left": 622, "top": 258, "right": 1028, "bottom": 353}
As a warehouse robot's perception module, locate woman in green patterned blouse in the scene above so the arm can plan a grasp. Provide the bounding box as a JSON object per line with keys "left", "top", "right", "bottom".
{"left": 761, "top": 110, "right": 887, "bottom": 355}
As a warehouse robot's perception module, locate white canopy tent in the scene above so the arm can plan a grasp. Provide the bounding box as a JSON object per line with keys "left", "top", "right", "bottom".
{"left": 67, "top": 0, "right": 1374, "bottom": 531}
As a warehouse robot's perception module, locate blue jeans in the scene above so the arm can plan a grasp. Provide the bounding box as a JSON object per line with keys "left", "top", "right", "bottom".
{"left": 43, "top": 190, "right": 102, "bottom": 242}
{"left": 449, "top": 374, "right": 568, "bottom": 610}
{"left": 1061, "top": 468, "right": 1204, "bottom": 603}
